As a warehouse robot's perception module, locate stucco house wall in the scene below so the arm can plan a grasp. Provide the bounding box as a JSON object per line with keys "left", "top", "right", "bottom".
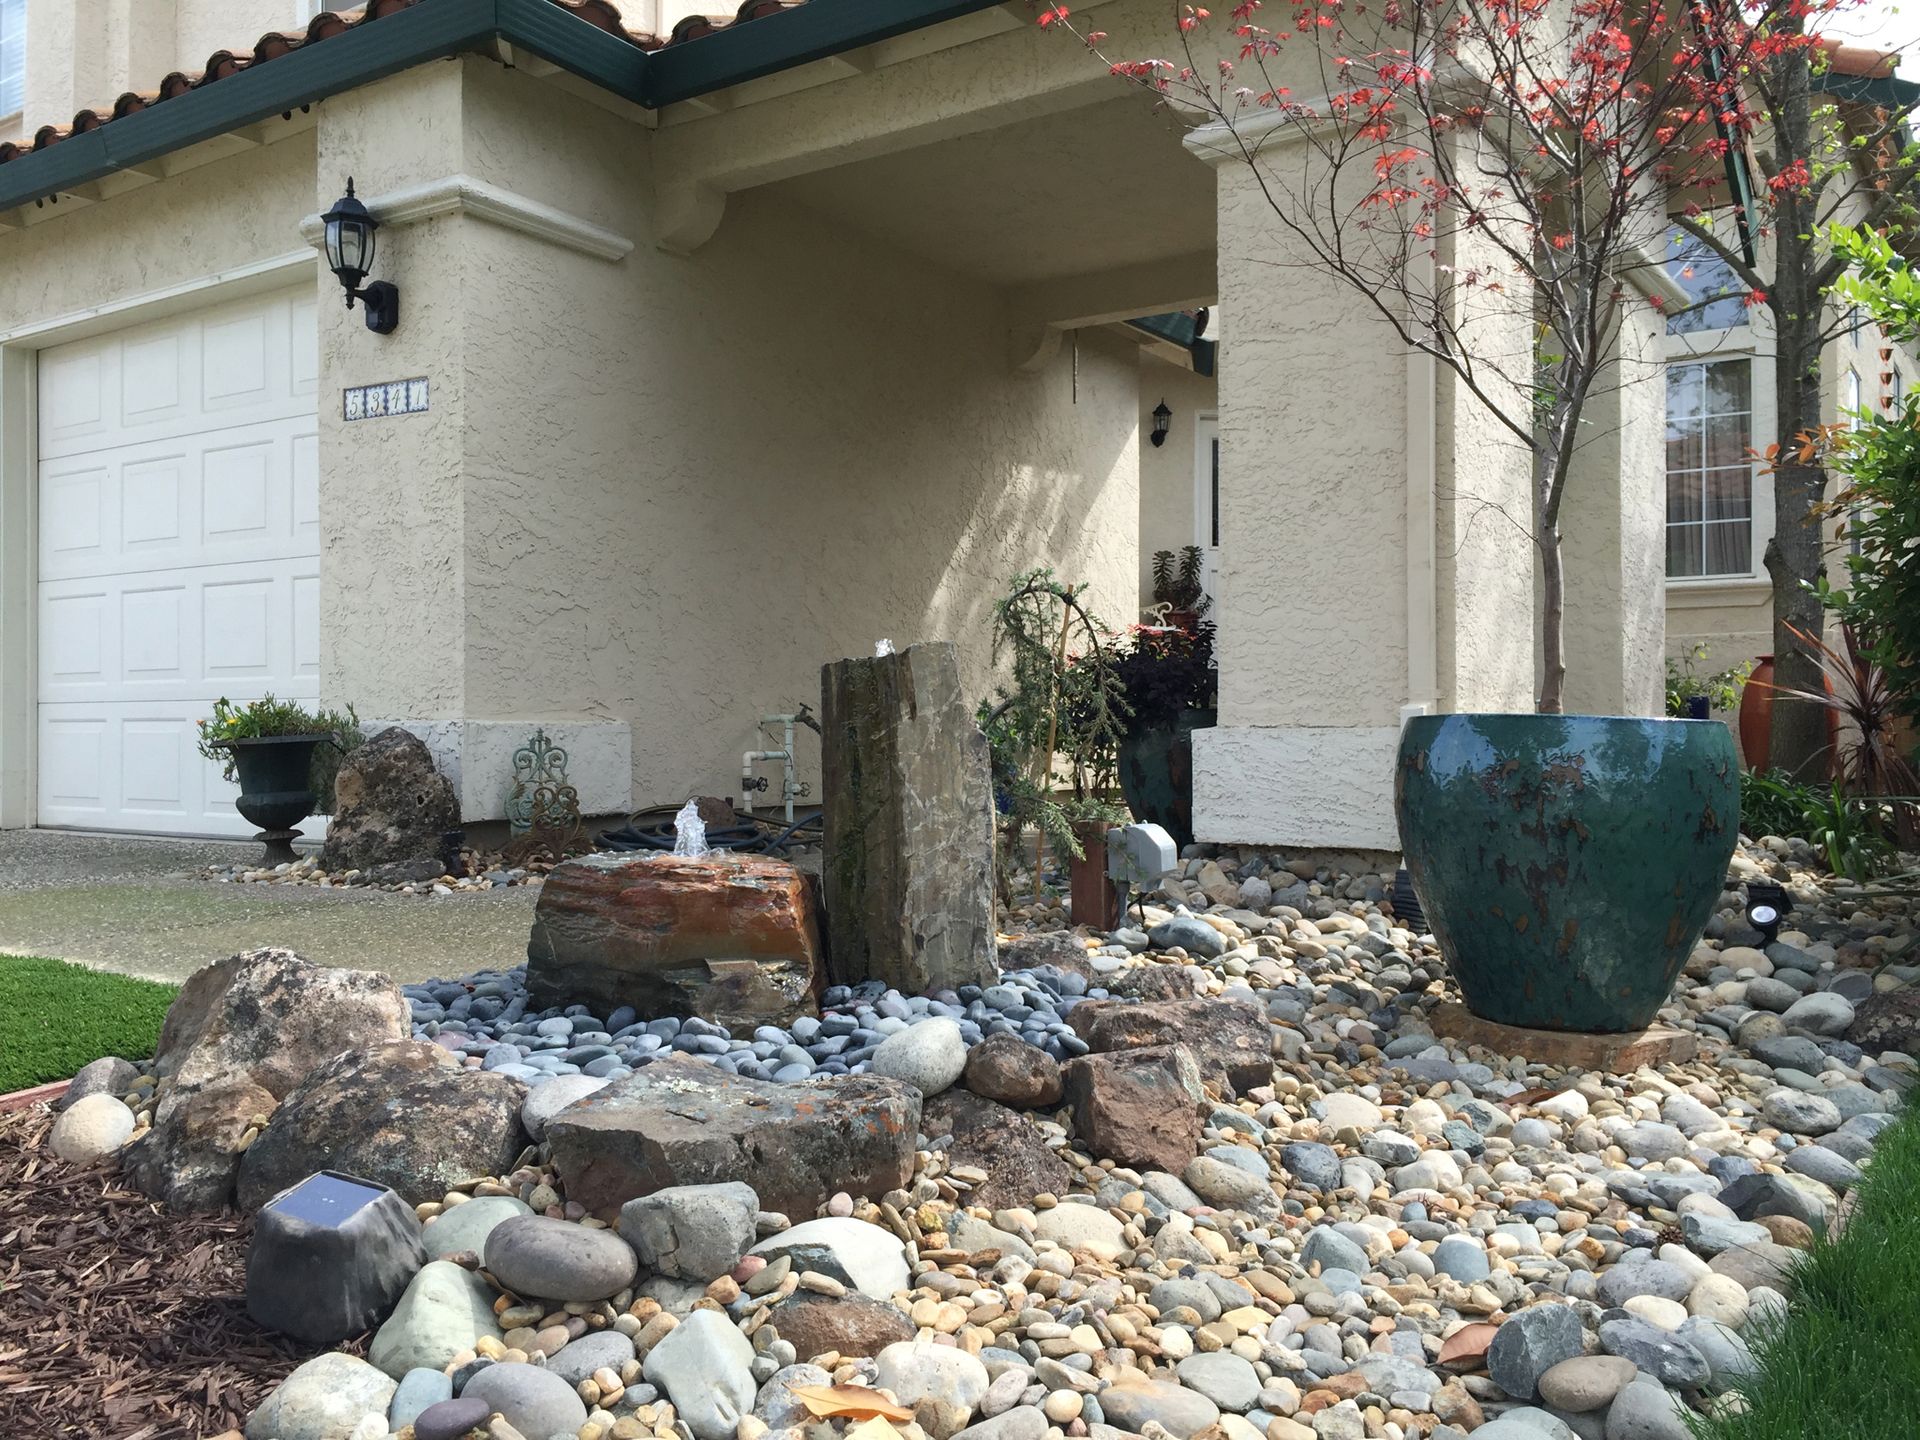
{"left": 316, "top": 57, "right": 1140, "bottom": 816}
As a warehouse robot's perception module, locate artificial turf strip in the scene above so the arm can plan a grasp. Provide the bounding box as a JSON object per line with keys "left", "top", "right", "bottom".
{"left": 1691, "top": 1099, "right": 1920, "bottom": 1440}
{"left": 0, "top": 955, "right": 178, "bottom": 1093}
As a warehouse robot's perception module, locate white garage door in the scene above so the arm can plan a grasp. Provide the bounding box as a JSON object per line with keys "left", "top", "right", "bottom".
{"left": 36, "top": 286, "right": 320, "bottom": 836}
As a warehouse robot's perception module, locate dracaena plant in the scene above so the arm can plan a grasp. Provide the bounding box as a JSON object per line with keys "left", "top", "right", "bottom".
{"left": 1038, "top": 0, "right": 1879, "bottom": 715}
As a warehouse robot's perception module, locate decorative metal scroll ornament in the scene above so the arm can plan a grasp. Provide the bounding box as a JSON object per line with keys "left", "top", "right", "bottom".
{"left": 505, "top": 729, "right": 583, "bottom": 839}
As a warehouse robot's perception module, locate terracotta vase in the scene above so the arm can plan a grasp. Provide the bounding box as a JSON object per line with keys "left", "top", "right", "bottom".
{"left": 1737, "top": 654, "right": 1840, "bottom": 771}
{"left": 1738, "top": 656, "right": 1774, "bottom": 769}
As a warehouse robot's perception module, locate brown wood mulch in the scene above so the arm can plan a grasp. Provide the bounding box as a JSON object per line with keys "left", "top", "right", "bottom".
{"left": 0, "top": 1105, "right": 354, "bottom": 1440}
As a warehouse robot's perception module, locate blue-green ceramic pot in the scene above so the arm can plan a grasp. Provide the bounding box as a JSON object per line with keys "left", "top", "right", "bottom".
{"left": 1394, "top": 713, "right": 1739, "bottom": 1033}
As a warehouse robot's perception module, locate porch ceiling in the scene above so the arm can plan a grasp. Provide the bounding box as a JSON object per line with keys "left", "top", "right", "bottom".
{"left": 763, "top": 94, "right": 1215, "bottom": 289}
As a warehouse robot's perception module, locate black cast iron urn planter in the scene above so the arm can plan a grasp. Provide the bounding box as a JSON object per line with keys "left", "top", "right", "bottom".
{"left": 220, "top": 734, "right": 328, "bottom": 864}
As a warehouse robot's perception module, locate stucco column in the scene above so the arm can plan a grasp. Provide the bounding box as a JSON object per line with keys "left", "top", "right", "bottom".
{"left": 1559, "top": 300, "right": 1666, "bottom": 716}
{"left": 1186, "top": 129, "right": 1535, "bottom": 850}
{"left": 313, "top": 71, "right": 471, "bottom": 726}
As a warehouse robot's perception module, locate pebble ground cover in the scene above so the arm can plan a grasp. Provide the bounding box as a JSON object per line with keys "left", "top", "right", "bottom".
{"left": 25, "top": 834, "right": 1920, "bottom": 1440}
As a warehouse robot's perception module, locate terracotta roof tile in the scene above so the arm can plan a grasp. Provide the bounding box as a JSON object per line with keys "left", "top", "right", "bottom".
{"left": 0, "top": 0, "right": 803, "bottom": 169}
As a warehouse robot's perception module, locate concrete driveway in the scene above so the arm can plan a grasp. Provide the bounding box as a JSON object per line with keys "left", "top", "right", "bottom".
{"left": 0, "top": 830, "right": 536, "bottom": 985}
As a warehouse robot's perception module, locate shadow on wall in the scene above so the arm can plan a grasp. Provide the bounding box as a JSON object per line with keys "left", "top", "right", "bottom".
{"left": 455, "top": 182, "right": 1142, "bottom": 808}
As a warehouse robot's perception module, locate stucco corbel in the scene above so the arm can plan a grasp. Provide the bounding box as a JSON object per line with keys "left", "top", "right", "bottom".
{"left": 1008, "top": 324, "right": 1064, "bottom": 374}
{"left": 297, "top": 174, "right": 634, "bottom": 262}
{"left": 652, "top": 183, "right": 727, "bottom": 255}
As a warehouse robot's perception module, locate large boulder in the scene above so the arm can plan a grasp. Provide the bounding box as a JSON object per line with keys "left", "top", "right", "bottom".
{"left": 1068, "top": 998, "right": 1273, "bottom": 1095}
{"left": 526, "top": 852, "right": 821, "bottom": 1029}
{"left": 122, "top": 948, "right": 408, "bottom": 1212}
{"left": 237, "top": 1040, "right": 527, "bottom": 1210}
{"left": 319, "top": 727, "right": 459, "bottom": 873}
{"left": 1062, "top": 1044, "right": 1207, "bottom": 1174}
{"left": 545, "top": 1055, "right": 918, "bottom": 1218}
{"left": 1847, "top": 987, "right": 1920, "bottom": 1056}
{"left": 820, "top": 641, "right": 998, "bottom": 993}
{"left": 922, "top": 1089, "right": 1075, "bottom": 1211}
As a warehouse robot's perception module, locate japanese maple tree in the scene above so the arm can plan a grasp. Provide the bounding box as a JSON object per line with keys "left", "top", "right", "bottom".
{"left": 1041, "top": 0, "right": 1862, "bottom": 715}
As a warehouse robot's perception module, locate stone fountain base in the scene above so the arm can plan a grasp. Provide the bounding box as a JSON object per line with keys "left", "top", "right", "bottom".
{"left": 525, "top": 851, "right": 822, "bottom": 1030}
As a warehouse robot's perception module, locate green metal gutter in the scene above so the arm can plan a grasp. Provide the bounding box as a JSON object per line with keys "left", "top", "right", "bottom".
{"left": 1813, "top": 70, "right": 1920, "bottom": 111}
{"left": 640, "top": 0, "right": 1005, "bottom": 108}
{"left": 0, "top": 0, "right": 994, "bottom": 215}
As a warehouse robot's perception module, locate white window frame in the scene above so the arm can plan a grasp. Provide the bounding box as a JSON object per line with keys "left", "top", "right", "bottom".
{"left": 1663, "top": 323, "right": 1773, "bottom": 593}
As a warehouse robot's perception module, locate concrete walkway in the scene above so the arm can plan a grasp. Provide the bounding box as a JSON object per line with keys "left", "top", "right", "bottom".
{"left": 0, "top": 830, "right": 536, "bottom": 985}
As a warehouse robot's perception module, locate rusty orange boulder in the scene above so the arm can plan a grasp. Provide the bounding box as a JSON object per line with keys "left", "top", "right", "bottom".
{"left": 1068, "top": 998, "right": 1274, "bottom": 1096}
{"left": 526, "top": 852, "right": 821, "bottom": 1029}
{"left": 545, "top": 1055, "right": 919, "bottom": 1219}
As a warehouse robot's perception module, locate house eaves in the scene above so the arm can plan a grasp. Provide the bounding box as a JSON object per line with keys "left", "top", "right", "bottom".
{"left": 0, "top": 0, "right": 1003, "bottom": 217}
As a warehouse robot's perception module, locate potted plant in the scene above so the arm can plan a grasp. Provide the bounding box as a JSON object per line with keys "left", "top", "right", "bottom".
{"left": 1149, "top": 546, "right": 1211, "bottom": 632}
{"left": 1108, "top": 622, "right": 1217, "bottom": 849}
{"left": 1665, "top": 644, "right": 1753, "bottom": 721}
{"left": 198, "top": 696, "right": 363, "bottom": 862}
{"left": 981, "top": 571, "right": 1128, "bottom": 907}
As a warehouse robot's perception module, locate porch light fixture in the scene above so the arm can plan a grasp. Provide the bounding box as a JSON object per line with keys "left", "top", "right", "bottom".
{"left": 321, "top": 178, "right": 399, "bottom": 335}
{"left": 1150, "top": 399, "right": 1172, "bottom": 447}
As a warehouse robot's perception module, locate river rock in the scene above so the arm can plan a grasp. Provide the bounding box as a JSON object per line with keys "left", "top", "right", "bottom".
{"left": 1535, "top": 1355, "right": 1637, "bottom": 1412}
{"left": 1061, "top": 1045, "right": 1206, "bottom": 1173}
{"left": 872, "top": 1018, "right": 969, "bottom": 1095}
{"left": 319, "top": 727, "right": 459, "bottom": 873}
{"left": 236, "top": 1040, "right": 527, "bottom": 1210}
{"left": 1487, "top": 1303, "right": 1585, "bottom": 1402}
{"left": 123, "top": 947, "right": 408, "bottom": 1211}
{"left": 750, "top": 1216, "right": 910, "bottom": 1299}
{"left": 49, "top": 1093, "right": 134, "bottom": 1165}
{"left": 519, "top": 1073, "right": 608, "bottom": 1141}
{"left": 765, "top": 1291, "right": 917, "bottom": 1357}
{"left": 421, "top": 1194, "right": 533, "bottom": 1260}
{"left": 458, "top": 1361, "right": 588, "bottom": 1439}
{"left": 1069, "top": 997, "right": 1272, "bottom": 1095}
{"left": 484, "top": 1213, "right": 638, "bottom": 1301}
{"left": 961, "top": 1033, "right": 1064, "bottom": 1108}
{"left": 1597, "top": 1318, "right": 1712, "bottom": 1389}
{"left": 875, "top": 1339, "right": 991, "bottom": 1412}
{"left": 1146, "top": 916, "right": 1228, "bottom": 959}
{"left": 546, "top": 1330, "right": 637, "bottom": 1388}
{"left": 1032, "top": 1202, "right": 1127, "bottom": 1261}
{"left": 369, "top": 1260, "right": 503, "bottom": 1378}
{"left": 388, "top": 1369, "right": 453, "bottom": 1431}
{"left": 546, "top": 1055, "right": 918, "bottom": 1217}
{"left": 619, "top": 1181, "right": 759, "bottom": 1280}
{"left": 1096, "top": 1379, "right": 1221, "bottom": 1439}
{"left": 57, "top": 1056, "right": 137, "bottom": 1111}
{"left": 526, "top": 851, "right": 822, "bottom": 1029}
{"left": 644, "top": 1305, "right": 757, "bottom": 1440}
{"left": 244, "top": 1352, "right": 396, "bottom": 1440}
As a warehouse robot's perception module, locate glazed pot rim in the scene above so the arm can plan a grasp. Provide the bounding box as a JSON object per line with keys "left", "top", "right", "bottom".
{"left": 1403, "top": 712, "right": 1724, "bottom": 726}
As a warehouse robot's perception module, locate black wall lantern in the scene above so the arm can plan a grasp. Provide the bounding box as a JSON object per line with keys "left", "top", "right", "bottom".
{"left": 1149, "top": 399, "right": 1172, "bottom": 447}
{"left": 321, "top": 178, "right": 399, "bottom": 335}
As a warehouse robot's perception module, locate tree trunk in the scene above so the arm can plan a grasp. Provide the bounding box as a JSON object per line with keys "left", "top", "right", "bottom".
{"left": 1540, "top": 522, "right": 1566, "bottom": 715}
{"left": 1766, "top": 34, "right": 1835, "bottom": 781}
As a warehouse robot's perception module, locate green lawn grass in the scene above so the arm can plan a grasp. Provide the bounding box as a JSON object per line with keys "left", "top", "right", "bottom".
{"left": 1692, "top": 1099, "right": 1920, "bottom": 1440}
{"left": 0, "top": 955, "right": 178, "bottom": 1092}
